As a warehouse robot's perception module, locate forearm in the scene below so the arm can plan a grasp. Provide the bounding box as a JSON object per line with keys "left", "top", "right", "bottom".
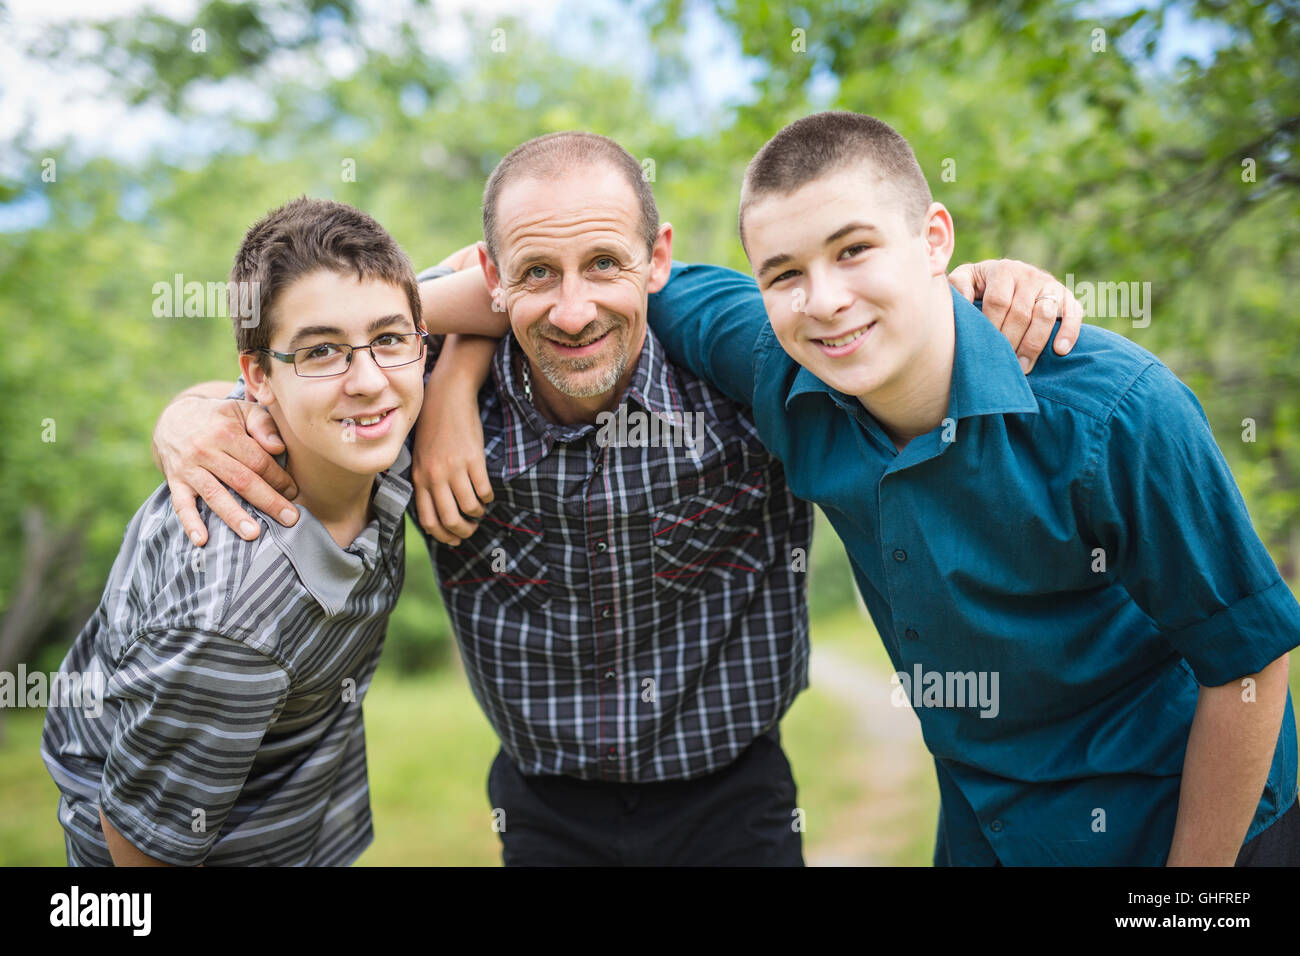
{"left": 420, "top": 266, "right": 509, "bottom": 337}
{"left": 1166, "top": 653, "right": 1290, "bottom": 865}
{"left": 430, "top": 333, "right": 498, "bottom": 396}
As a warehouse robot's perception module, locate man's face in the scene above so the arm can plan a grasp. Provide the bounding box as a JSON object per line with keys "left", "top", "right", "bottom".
{"left": 242, "top": 269, "right": 425, "bottom": 481}
{"left": 484, "top": 164, "right": 670, "bottom": 403}
{"left": 747, "top": 165, "right": 952, "bottom": 401}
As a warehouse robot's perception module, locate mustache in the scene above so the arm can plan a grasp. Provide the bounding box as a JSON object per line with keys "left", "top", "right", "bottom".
{"left": 535, "top": 316, "right": 623, "bottom": 345}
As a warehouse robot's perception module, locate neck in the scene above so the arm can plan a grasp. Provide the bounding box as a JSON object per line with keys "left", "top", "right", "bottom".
{"left": 858, "top": 283, "right": 957, "bottom": 451}
{"left": 282, "top": 448, "right": 378, "bottom": 549}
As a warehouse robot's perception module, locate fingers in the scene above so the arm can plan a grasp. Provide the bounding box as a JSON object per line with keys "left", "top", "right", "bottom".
{"left": 242, "top": 405, "right": 297, "bottom": 501}
{"left": 469, "top": 461, "right": 495, "bottom": 507}
{"left": 433, "top": 481, "right": 479, "bottom": 541}
{"left": 414, "top": 482, "right": 459, "bottom": 547}
{"left": 450, "top": 471, "right": 486, "bottom": 522}
{"left": 1056, "top": 287, "right": 1083, "bottom": 355}
{"left": 980, "top": 265, "right": 1018, "bottom": 335}
{"left": 948, "top": 263, "right": 976, "bottom": 303}
{"left": 206, "top": 443, "right": 298, "bottom": 528}
{"left": 245, "top": 405, "right": 287, "bottom": 457}
{"left": 187, "top": 466, "right": 262, "bottom": 540}
{"left": 1017, "top": 292, "right": 1061, "bottom": 373}
{"left": 167, "top": 477, "right": 209, "bottom": 547}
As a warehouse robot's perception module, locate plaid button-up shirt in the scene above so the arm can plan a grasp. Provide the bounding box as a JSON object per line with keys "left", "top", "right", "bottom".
{"left": 420, "top": 323, "right": 813, "bottom": 782}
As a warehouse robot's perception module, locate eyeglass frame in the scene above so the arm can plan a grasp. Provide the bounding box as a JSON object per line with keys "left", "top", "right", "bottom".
{"left": 248, "top": 328, "right": 429, "bottom": 378}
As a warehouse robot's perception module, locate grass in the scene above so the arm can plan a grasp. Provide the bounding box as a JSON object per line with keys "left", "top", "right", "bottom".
{"left": 3, "top": 602, "right": 1297, "bottom": 866}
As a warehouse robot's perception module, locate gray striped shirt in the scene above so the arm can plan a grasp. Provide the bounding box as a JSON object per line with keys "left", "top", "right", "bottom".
{"left": 40, "top": 444, "right": 412, "bottom": 866}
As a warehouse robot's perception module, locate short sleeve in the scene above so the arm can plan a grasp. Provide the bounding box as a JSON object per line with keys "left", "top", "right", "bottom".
{"left": 98, "top": 628, "right": 290, "bottom": 865}
{"left": 1089, "top": 363, "right": 1300, "bottom": 685}
{"left": 647, "top": 262, "right": 770, "bottom": 407}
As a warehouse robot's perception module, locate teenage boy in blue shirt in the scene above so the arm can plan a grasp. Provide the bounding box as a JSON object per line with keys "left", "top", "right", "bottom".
{"left": 645, "top": 111, "right": 1300, "bottom": 865}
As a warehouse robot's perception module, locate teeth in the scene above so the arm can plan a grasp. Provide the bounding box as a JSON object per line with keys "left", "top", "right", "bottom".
{"left": 346, "top": 413, "right": 385, "bottom": 427}
{"left": 819, "top": 328, "right": 868, "bottom": 348}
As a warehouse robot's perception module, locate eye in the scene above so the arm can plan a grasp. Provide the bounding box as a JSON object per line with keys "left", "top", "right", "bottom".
{"left": 593, "top": 256, "right": 616, "bottom": 271}
{"left": 371, "top": 332, "right": 403, "bottom": 347}
{"left": 768, "top": 269, "right": 799, "bottom": 286}
{"left": 839, "top": 243, "right": 871, "bottom": 259}
{"left": 527, "top": 265, "right": 551, "bottom": 281}
{"left": 304, "top": 343, "right": 341, "bottom": 360}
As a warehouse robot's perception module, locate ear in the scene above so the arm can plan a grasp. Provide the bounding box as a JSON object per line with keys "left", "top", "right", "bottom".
{"left": 478, "top": 241, "right": 502, "bottom": 299}
{"left": 238, "top": 352, "right": 277, "bottom": 408}
{"left": 922, "top": 203, "right": 956, "bottom": 278}
{"left": 646, "top": 222, "right": 674, "bottom": 294}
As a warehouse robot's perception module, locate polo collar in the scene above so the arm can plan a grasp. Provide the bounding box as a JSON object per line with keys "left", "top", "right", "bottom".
{"left": 262, "top": 442, "right": 411, "bottom": 617}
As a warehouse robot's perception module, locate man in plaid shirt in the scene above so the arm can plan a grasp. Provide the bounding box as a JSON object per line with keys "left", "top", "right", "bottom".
{"left": 155, "top": 132, "right": 1075, "bottom": 865}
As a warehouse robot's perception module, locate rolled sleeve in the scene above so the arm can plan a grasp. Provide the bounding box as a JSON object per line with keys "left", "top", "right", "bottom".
{"left": 1091, "top": 363, "right": 1300, "bottom": 685}
{"left": 99, "top": 628, "right": 290, "bottom": 866}
{"left": 648, "top": 262, "right": 769, "bottom": 407}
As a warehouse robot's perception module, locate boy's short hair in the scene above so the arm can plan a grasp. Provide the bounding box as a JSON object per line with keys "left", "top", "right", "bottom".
{"left": 739, "top": 111, "right": 933, "bottom": 248}
{"left": 481, "top": 131, "right": 659, "bottom": 264}
{"left": 230, "top": 197, "right": 421, "bottom": 372}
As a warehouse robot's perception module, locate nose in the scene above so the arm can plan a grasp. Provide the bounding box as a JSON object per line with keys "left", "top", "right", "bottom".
{"left": 343, "top": 345, "right": 389, "bottom": 392}
{"left": 802, "top": 266, "right": 854, "bottom": 325}
{"left": 548, "top": 272, "right": 599, "bottom": 335}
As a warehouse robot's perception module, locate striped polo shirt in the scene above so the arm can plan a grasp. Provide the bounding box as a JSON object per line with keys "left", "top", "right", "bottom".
{"left": 40, "top": 444, "right": 412, "bottom": 866}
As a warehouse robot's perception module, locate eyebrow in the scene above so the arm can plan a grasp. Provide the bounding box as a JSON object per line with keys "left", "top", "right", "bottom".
{"left": 287, "top": 314, "right": 409, "bottom": 350}
{"left": 755, "top": 222, "right": 883, "bottom": 281}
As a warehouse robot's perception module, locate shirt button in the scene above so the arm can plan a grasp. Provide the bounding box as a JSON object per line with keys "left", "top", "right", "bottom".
{"left": 893, "top": 549, "right": 907, "bottom": 562}
{"left": 595, "top": 540, "right": 608, "bottom": 553}
{"left": 593, "top": 461, "right": 603, "bottom": 473}
{"left": 905, "top": 628, "right": 919, "bottom": 641}
{"left": 603, "top": 669, "right": 616, "bottom": 681}
{"left": 601, "top": 606, "right": 612, "bottom": 619}
{"left": 605, "top": 747, "right": 618, "bottom": 761}
{"left": 990, "top": 820, "right": 1003, "bottom": 833}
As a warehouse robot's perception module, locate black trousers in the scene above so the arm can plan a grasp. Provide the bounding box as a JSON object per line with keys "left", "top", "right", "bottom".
{"left": 487, "top": 726, "right": 805, "bottom": 866}
{"left": 1235, "top": 796, "right": 1300, "bottom": 866}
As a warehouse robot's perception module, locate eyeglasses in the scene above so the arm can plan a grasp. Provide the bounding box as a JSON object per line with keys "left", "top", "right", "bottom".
{"left": 253, "top": 330, "right": 428, "bottom": 378}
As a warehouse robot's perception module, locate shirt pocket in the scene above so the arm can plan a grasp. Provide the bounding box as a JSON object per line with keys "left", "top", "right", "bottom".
{"left": 437, "top": 507, "right": 556, "bottom": 610}
{"left": 650, "top": 468, "right": 774, "bottom": 601}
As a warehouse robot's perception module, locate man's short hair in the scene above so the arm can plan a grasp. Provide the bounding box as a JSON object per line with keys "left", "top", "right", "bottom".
{"left": 230, "top": 197, "right": 421, "bottom": 371}
{"left": 481, "top": 131, "right": 659, "bottom": 263}
{"left": 739, "top": 111, "right": 933, "bottom": 247}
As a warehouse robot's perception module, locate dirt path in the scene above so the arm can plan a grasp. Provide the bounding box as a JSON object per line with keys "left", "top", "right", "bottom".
{"left": 805, "top": 643, "right": 933, "bottom": 866}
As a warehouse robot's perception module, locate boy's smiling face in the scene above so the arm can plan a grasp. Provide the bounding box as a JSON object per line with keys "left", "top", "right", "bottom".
{"left": 746, "top": 164, "right": 954, "bottom": 401}
{"left": 240, "top": 269, "right": 425, "bottom": 482}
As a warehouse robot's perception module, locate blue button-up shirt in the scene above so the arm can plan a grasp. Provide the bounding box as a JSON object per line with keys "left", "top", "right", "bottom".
{"left": 648, "top": 262, "right": 1300, "bottom": 865}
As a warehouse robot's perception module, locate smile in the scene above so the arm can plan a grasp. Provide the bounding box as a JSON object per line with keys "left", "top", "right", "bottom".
{"left": 813, "top": 322, "right": 876, "bottom": 355}
{"left": 337, "top": 407, "right": 398, "bottom": 439}
{"left": 338, "top": 407, "right": 396, "bottom": 426}
{"left": 547, "top": 330, "right": 612, "bottom": 355}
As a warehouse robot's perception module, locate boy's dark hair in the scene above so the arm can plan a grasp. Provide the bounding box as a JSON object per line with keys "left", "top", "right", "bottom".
{"left": 482, "top": 131, "right": 659, "bottom": 264}
{"left": 230, "top": 197, "right": 421, "bottom": 371}
{"left": 739, "top": 111, "right": 933, "bottom": 248}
